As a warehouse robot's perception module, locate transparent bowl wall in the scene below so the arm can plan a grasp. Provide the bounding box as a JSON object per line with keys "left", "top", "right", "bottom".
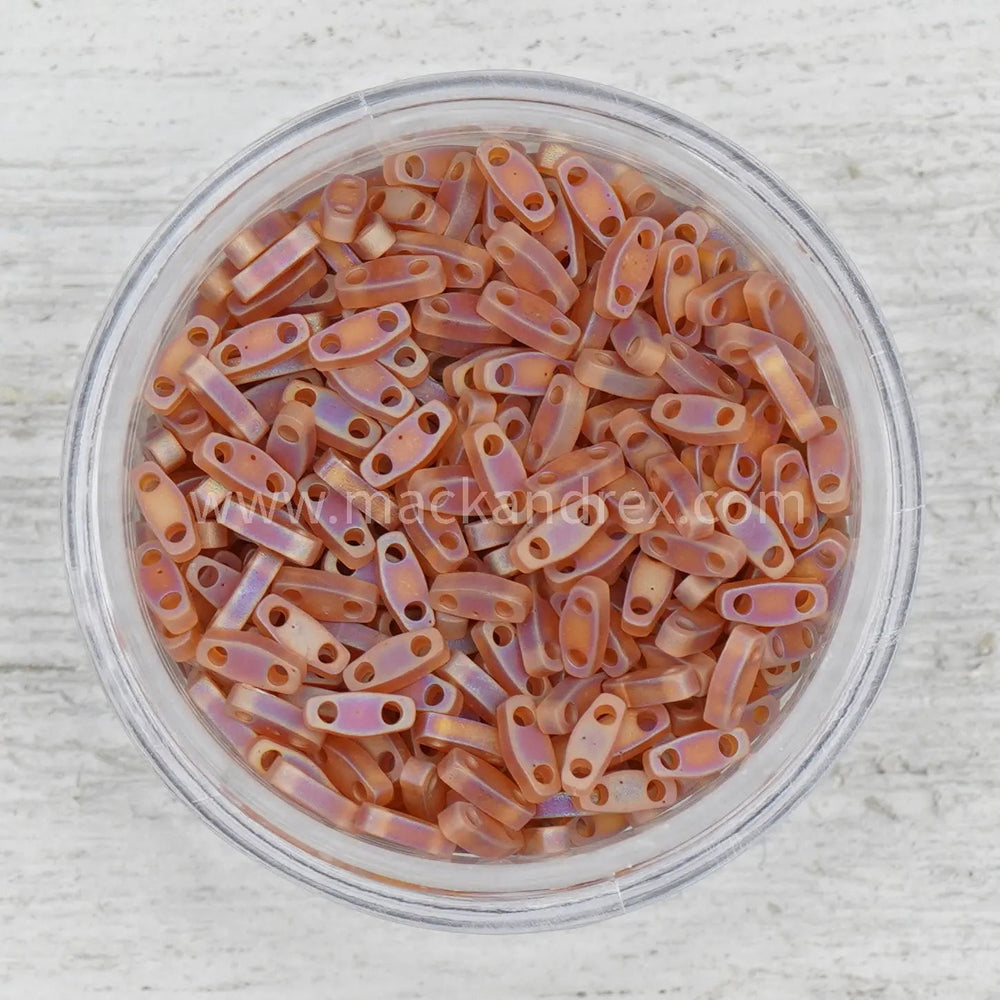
{"left": 63, "top": 71, "right": 922, "bottom": 932}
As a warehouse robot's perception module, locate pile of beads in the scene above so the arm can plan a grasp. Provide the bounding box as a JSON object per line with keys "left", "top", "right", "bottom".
{"left": 132, "top": 137, "right": 851, "bottom": 858}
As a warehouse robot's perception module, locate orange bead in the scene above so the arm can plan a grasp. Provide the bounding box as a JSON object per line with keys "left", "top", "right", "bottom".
{"left": 475, "top": 139, "right": 554, "bottom": 232}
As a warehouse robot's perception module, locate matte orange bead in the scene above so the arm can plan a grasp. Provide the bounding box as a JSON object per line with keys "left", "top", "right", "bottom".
{"left": 428, "top": 572, "right": 532, "bottom": 624}
{"left": 398, "top": 673, "right": 463, "bottom": 715}
{"left": 760, "top": 443, "right": 820, "bottom": 550}
{"left": 644, "top": 727, "right": 750, "bottom": 779}
{"left": 474, "top": 349, "right": 571, "bottom": 396}
{"left": 216, "top": 497, "right": 322, "bottom": 567}
{"left": 343, "top": 628, "right": 448, "bottom": 693}
{"left": 559, "top": 576, "right": 611, "bottom": 678}
{"left": 357, "top": 802, "right": 455, "bottom": 856}
{"left": 621, "top": 554, "right": 676, "bottom": 637}
{"left": 436, "top": 650, "right": 507, "bottom": 723}
{"left": 192, "top": 433, "right": 295, "bottom": 506}
{"left": 307, "top": 304, "right": 411, "bottom": 370}
{"left": 640, "top": 524, "right": 747, "bottom": 579}
{"left": 230, "top": 221, "right": 320, "bottom": 303}
{"left": 792, "top": 528, "right": 850, "bottom": 585}
{"left": 265, "top": 400, "right": 316, "bottom": 481}
{"left": 195, "top": 629, "right": 305, "bottom": 694}
{"left": 135, "top": 542, "right": 198, "bottom": 635}
{"left": 390, "top": 230, "right": 493, "bottom": 290}
{"left": 282, "top": 382, "right": 383, "bottom": 459}
{"left": 225, "top": 210, "right": 295, "bottom": 269}
{"left": 348, "top": 211, "right": 397, "bottom": 261}
{"left": 658, "top": 333, "right": 744, "bottom": 402}
{"left": 437, "top": 747, "right": 536, "bottom": 830}
{"left": 574, "top": 349, "right": 666, "bottom": 400}
{"left": 610, "top": 310, "right": 667, "bottom": 377}
{"left": 653, "top": 239, "right": 703, "bottom": 344}
{"left": 527, "top": 442, "right": 626, "bottom": 515}
{"left": 516, "top": 582, "right": 565, "bottom": 678}
{"left": 684, "top": 271, "right": 753, "bottom": 327}
{"left": 650, "top": 393, "right": 750, "bottom": 447}
{"left": 608, "top": 705, "right": 673, "bottom": 767}
{"left": 252, "top": 593, "right": 350, "bottom": 678}
{"left": 270, "top": 758, "right": 359, "bottom": 831}
{"left": 664, "top": 209, "right": 710, "bottom": 246}
{"left": 475, "top": 139, "right": 554, "bottom": 232}
{"left": 486, "top": 221, "right": 578, "bottom": 312}
{"left": 593, "top": 215, "right": 662, "bottom": 321}
{"left": 714, "top": 578, "right": 829, "bottom": 626}
{"left": 561, "top": 693, "right": 626, "bottom": 796}
{"left": 578, "top": 769, "right": 678, "bottom": 813}
{"left": 227, "top": 252, "right": 326, "bottom": 325}
{"left": 714, "top": 389, "right": 784, "bottom": 492}
{"left": 334, "top": 255, "right": 446, "bottom": 310}
{"left": 187, "top": 671, "right": 257, "bottom": 754}
{"left": 536, "top": 176, "right": 587, "bottom": 284}
{"left": 603, "top": 661, "right": 701, "bottom": 707}
{"left": 508, "top": 495, "right": 607, "bottom": 573}
{"left": 476, "top": 281, "right": 581, "bottom": 360}
{"left": 324, "top": 360, "right": 416, "bottom": 426}
{"left": 180, "top": 354, "right": 268, "bottom": 444}
{"left": 360, "top": 401, "right": 455, "bottom": 489}
{"left": 471, "top": 620, "right": 536, "bottom": 696}
{"left": 313, "top": 448, "right": 399, "bottom": 530}
{"left": 226, "top": 682, "right": 324, "bottom": 751}
{"left": 714, "top": 488, "right": 795, "bottom": 579}
{"left": 462, "top": 420, "right": 530, "bottom": 521}
{"left": 712, "top": 322, "right": 815, "bottom": 394}
{"left": 399, "top": 756, "right": 450, "bottom": 821}
{"left": 555, "top": 153, "right": 626, "bottom": 247}
{"left": 644, "top": 449, "right": 716, "bottom": 541}
{"left": 271, "top": 566, "right": 379, "bottom": 623}
{"left": 438, "top": 801, "right": 524, "bottom": 858}
{"left": 542, "top": 526, "right": 638, "bottom": 590}
{"left": 367, "top": 185, "right": 451, "bottom": 234}
{"left": 319, "top": 173, "right": 368, "bottom": 242}
{"left": 750, "top": 343, "right": 823, "bottom": 443}
{"left": 303, "top": 691, "right": 416, "bottom": 738}
{"left": 601, "top": 470, "right": 659, "bottom": 536}
{"left": 435, "top": 151, "right": 486, "bottom": 240}
{"left": 130, "top": 462, "right": 201, "bottom": 563}
{"left": 806, "top": 406, "right": 852, "bottom": 514}
{"left": 523, "top": 373, "right": 589, "bottom": 473}
{"left": 703, "top": 624, "right": 767, "bottom": 730}
{"left": 297, "top": 474, "right": 377, "bottom": 570}
{"left": 320, "top": 736, "right": 393, "bottom": 805}
{"left": 411, "top": 712, "right": 503, "bottom": 765}
{"left": 743, "top": 271, "right": 813, "bottom": 354}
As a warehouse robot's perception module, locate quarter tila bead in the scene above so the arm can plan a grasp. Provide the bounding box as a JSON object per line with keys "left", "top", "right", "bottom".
{"left": 593, "top": 215, "right": 662, "bottom": 321}
{"left": 307, "top": 305, "right": 411, "bottom": 369}
{"left": 475, "top": 140, "right": 554, "bottom": 232}
{"left": 561, "top": 693, "right": 626, "bottom": 796}
{"left": 195, "top": 629, "right": 305, "bottom": 694}
{"left": 343, "top": 628, "right": 448, "bottom": 693}
{"left": 644, "top": 728, "right": 750, "bottom": 779}
{"left": 320, "top": 174, "right": 368, "bottom": 242}
{"left": 555, "top": 154, "right": 626, "bottom": 247}
{"left": 131, "top": 462, "right": 201, "bottom": 563}
{"left": 304, "top": 692, "right": 417, "bottom": 737}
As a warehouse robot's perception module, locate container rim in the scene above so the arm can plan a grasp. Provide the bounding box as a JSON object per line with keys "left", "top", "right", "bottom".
{"left": 62, "top": 69, "right": 922, "bottom": 932}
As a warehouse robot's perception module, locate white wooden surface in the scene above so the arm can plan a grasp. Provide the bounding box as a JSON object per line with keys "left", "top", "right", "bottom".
{"left": 1, "top": 1, "right": 998, "bottom": 996}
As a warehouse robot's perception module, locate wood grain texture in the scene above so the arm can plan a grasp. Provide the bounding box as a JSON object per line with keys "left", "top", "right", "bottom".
{"left": 1, "top": 0, "right": 998, "bottom": 996}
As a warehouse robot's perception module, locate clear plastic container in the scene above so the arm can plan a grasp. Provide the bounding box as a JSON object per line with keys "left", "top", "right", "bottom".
{"left": 62, "top": 71, "right": 922, "bottom": 932}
